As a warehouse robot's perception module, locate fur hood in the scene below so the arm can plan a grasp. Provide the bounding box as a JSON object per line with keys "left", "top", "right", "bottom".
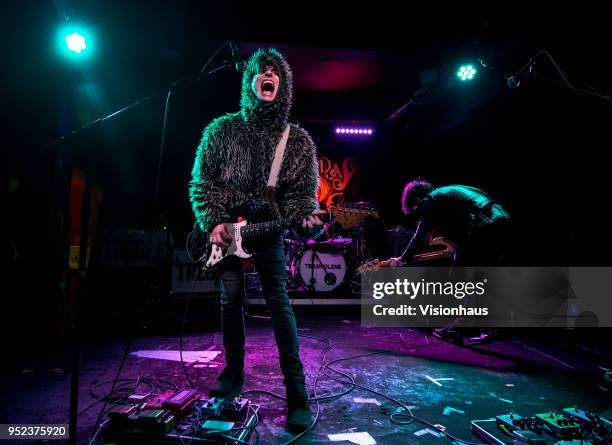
{"left": 240, "top": 48, "right": 293, "bottom": 131}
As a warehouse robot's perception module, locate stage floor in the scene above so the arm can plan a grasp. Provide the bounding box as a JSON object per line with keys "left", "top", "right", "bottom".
{"left": 1, "top": 313, "right": 610, "bottom": 444}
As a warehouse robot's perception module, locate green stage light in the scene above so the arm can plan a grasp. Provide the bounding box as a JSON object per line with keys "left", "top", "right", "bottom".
{"left": 65, "top": 32, "right": 87, "bottom": 54}
{"left": 457, "top": 65, "right": 476, "bottom": 81}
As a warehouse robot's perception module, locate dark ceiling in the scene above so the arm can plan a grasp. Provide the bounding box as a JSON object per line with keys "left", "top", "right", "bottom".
{"left": 3, "top": 1, "right": 611, "bottom": 149}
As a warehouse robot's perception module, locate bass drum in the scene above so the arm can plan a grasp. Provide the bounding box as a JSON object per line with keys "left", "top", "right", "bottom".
{"left": 296, "top": 248, "right": 347, "bottom": 292}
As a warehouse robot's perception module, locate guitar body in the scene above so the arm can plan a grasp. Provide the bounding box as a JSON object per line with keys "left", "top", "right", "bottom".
{"left": 205, "top": 220, "right": 252, "bottom": 269}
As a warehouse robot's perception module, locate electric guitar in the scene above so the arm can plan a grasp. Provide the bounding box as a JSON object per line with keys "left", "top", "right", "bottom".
{"left": 357, "top": 237, "right": 457, "bottom": 273}
{"left": 204, "top": 205, "right": 378, "bottom": 269}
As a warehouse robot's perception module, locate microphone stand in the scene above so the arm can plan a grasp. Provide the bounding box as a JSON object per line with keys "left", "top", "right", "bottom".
{"left": 40, "top": 42, "right": 236, "bottom": 445}
{"left": 523, "top": 73, "right": 611, "bottom": 104}
{"left": 508, "top": 50, "right": 611, "bottom": 106}
{"left": 41, "top": 62, "right": 234, "bottom": 152}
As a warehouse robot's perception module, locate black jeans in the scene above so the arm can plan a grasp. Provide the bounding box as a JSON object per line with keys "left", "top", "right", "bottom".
{"left": 217, "top": 236, "right": 306, "bottom": 394}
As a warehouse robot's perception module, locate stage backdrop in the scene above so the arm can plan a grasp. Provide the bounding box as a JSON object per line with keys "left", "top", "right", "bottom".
{"left": 317, "top": 155, "right": 361, "bottom": 209}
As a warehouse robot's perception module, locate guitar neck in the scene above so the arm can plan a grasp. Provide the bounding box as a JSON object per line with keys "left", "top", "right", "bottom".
{"left": 240, "top": 212, "right": 333, "bottom": 239}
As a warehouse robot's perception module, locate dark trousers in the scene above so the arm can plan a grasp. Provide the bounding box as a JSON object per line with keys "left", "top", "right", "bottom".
{"left": 217, "top": 236, "right": 306, "bottom": 394}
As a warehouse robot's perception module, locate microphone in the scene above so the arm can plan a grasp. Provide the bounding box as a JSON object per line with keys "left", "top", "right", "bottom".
{"left": 229, "top": 42, "right": 246, "bottom": 72}
{"left": 506, "top": 51, "right": 541, "bottom": 89}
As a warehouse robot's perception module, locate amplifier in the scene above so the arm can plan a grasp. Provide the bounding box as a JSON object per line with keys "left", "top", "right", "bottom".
{"left": 171, "top": 250, "right": 218, "bottom": 295}
{"left": 100, "top": 228, "right": 169, "bottom": 267}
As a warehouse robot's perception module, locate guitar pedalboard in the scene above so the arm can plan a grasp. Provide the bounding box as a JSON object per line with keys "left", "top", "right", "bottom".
{"left": 471, "top": 407, "right": 611, "bottom": 445}
{"left": 100, "top": 389, "right": 258, "bottom": 444}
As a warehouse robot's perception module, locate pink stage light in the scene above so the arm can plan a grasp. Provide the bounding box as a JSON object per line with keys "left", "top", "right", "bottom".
{"left": 334, "top": 127, "right": 374, "bottom": 136}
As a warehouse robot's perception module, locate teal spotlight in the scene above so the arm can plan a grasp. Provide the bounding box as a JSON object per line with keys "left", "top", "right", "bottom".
{"left": 457, "top": 65, "right": 476, "bottom": 81}
{"left": 65, "top": 32, "right": 87, "bottom": 54}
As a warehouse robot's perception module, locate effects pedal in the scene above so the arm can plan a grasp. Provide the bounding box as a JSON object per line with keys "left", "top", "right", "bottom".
{"left": 564, "top": 407, "right": 612, "bottom": 441}
{"left": 564, "top": 406, "right": 612, "bottom": 426}
{"left": 161, "top": 388, "right": 199, "bottom": 415}
{"left": 201, "top": 419, "right": 235, "bottom": 432}
{"left": 142, "top": 390, "right": 175, "bottom": 410}
{"left": 496, "top": 413, "right": 524, "bottom": 430}
{"left": 511, "top": 429, "right": 548, "bottom": 444}
{"left": 126, "top": 393, "right": 152, "bottom": 404}
{"left": 220, "top": 397, "right": 250, "bottom": 421}
{"left": 133, "top": 409, "right": 176, "bottom": 434}
{"left": 107, "top": 404, "right": 137, "bottom": 424}
{"left": 496, "top": 414, "right": 541, "bottom": 432}
{"left": 535, "top": 412, "right": 580, "bottom": 437}
{"left": 196, "top": 397, "right": 224, "bottom": 418}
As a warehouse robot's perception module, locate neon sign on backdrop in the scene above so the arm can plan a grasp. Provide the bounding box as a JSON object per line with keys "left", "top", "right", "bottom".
{"left": 317, "top": 156, "right": 360, "bottom": 209}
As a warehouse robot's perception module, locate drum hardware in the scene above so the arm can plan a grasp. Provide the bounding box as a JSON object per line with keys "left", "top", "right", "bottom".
{"left": 307, "top": 249, "right": 336, "bottom": 291}
{"left": 327, "top": 237, "right": 353, "bottom": 248}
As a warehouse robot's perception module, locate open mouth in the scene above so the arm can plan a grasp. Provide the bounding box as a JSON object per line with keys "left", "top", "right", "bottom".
{"left": 261, "top": 80, "right": 275, "bottom": 93}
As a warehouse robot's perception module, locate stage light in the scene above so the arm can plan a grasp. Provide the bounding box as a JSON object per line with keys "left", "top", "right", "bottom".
{"left": 457, "top": 65, "right": 476, "bottom": 81}
{"left": 335, "top": 127, "right": 374, "bottom": 136}
{"left": 65, "top": 32, "right": 87, "bottom": 54}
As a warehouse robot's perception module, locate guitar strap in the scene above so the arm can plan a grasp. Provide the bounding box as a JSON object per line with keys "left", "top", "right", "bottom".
{"left": 265, "top": 124, "right": 291, "bottom": 218}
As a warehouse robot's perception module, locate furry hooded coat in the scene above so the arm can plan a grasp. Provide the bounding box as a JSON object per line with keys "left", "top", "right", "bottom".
{"left": 189, "top": 49, "right": 319, "bottom": 234}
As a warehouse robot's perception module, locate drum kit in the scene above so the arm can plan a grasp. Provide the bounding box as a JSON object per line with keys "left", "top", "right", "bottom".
{"left": 289, "top": 237, "right": 354, "bottom": 292}
{"left": 245, "top": 203, "right": 378, "bottom": 294}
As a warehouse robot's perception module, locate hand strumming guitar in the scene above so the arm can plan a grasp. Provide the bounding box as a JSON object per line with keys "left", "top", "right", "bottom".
{"left": 210, "top": 223, "right": 233, "bottom": 247}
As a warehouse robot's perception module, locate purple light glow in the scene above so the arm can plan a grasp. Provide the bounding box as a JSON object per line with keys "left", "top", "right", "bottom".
{"left": 334, "top": 127, "right": 374, "bottom": 136}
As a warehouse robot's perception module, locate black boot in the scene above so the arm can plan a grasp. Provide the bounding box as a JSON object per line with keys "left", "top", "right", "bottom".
{"left": 286, "top": 386, "right": 312, "bottom": 433}
{"left": 209, "top": 367, "right": 244, "bottom": 398}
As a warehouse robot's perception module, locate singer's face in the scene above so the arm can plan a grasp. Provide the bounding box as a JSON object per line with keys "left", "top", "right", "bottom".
{"left": 252, "top": 65, "right": 279, "bottom": 102}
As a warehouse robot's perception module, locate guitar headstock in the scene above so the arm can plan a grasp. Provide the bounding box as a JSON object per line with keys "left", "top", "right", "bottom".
{"left": 357, "top": 258, "right": 392, "bottom": 274}
{"left": 332, "top": 204, "right": 379, "bottom": 229}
